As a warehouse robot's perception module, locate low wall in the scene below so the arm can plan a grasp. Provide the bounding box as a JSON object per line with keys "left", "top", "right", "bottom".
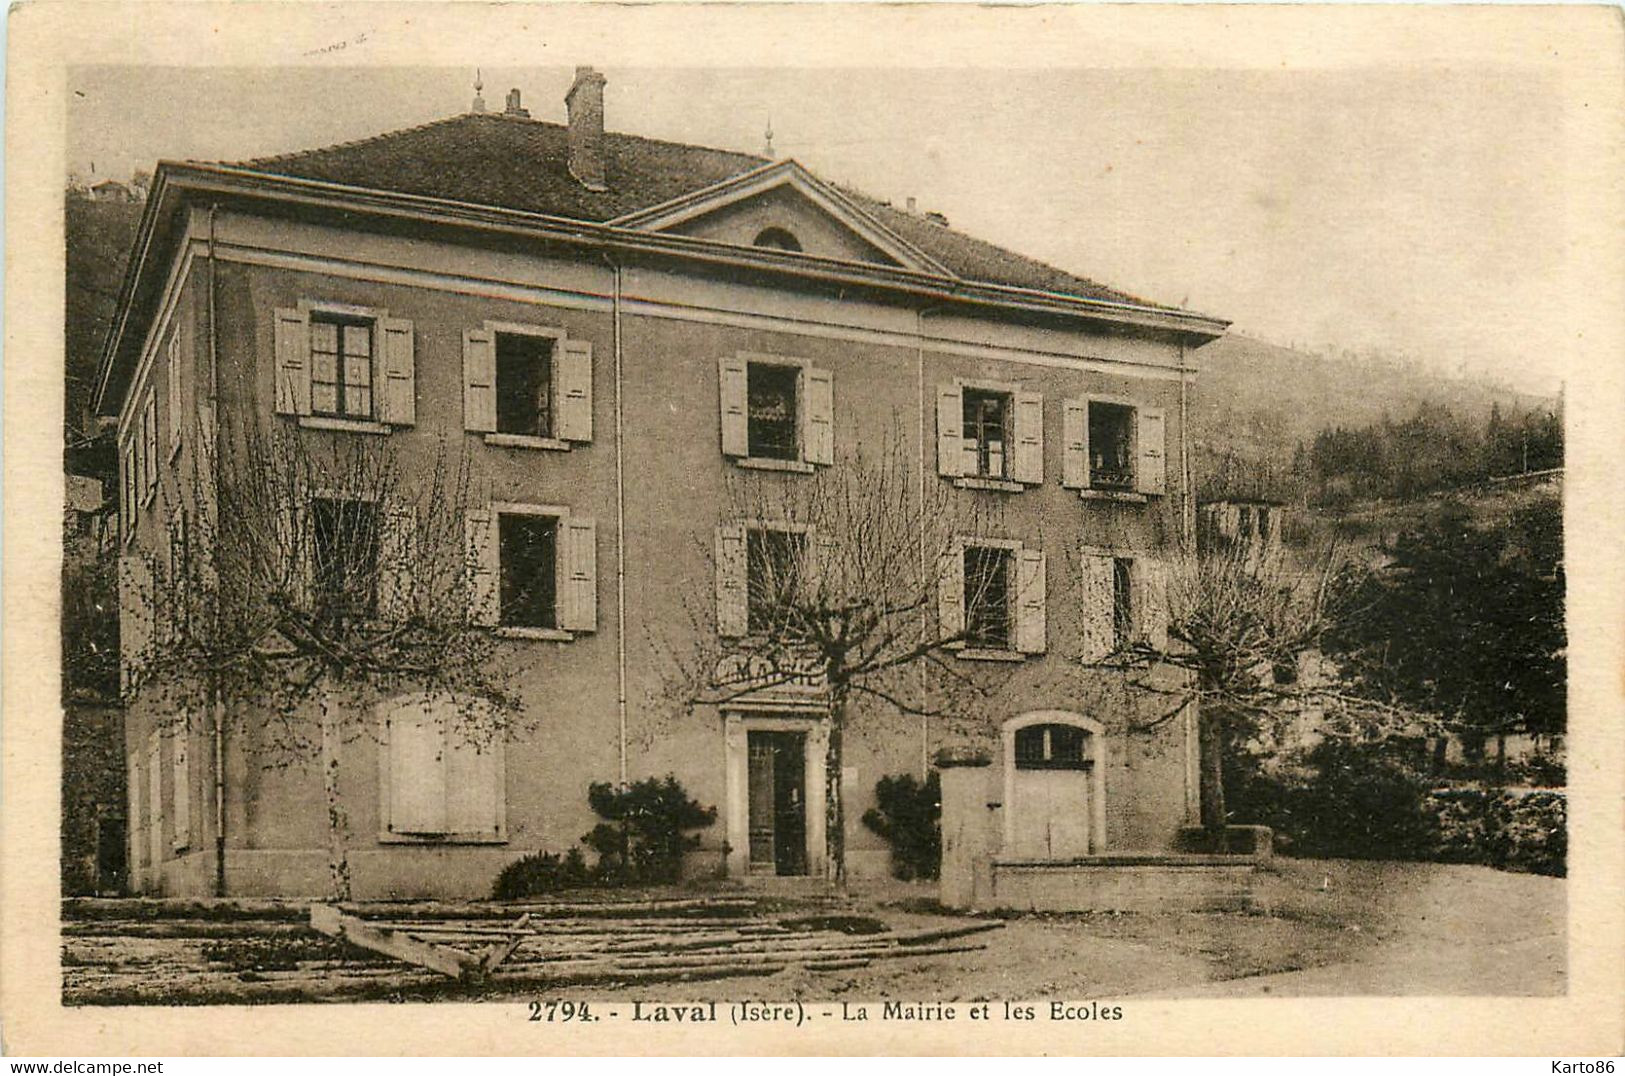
{"left": 988, "top": 856, "right": 1262, "bottom": 913}
{"left": 939, "top": 754, "right": 1269, "bottom": 913}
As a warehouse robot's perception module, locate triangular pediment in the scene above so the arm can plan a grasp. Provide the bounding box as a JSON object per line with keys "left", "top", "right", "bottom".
{"left": 610, "top": 160, "right": 953, "bottom": 276}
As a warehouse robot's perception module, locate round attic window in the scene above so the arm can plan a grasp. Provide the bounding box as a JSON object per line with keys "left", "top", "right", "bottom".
{"left": 753, "top": 227, "right": 802, "bottom": 252}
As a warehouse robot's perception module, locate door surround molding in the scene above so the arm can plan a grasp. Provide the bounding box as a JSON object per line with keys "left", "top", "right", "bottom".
{"left": 1001, "top": 710, "right": 1107, "bottom": 856}
{"left": 722, "top": 710, "right": 829, "bottom": 879}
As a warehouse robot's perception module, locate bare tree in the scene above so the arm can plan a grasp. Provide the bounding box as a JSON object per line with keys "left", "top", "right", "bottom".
{"left": 659, "top": 437, "right": 1030, "bottom": 884}
{"left": 1062, "top": 539, "right": 1346, "bottom": 847}
{"left": 128, "top": 413, "right": 519, "bottom": 899}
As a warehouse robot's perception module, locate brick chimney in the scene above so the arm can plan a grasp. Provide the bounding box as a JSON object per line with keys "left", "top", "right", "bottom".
{"left": 504, "top": 88, "right": 530, "bottom": 119}
{"left": 566, "top": 66, "right": 608, "bottom": 192}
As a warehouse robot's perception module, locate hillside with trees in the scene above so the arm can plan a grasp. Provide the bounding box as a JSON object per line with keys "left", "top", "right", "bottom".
{"left": 1191, "top": 333, "right": 1560, "bottom": 505}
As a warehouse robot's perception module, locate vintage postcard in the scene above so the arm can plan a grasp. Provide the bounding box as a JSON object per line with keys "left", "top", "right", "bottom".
{"left": 4, "top": 0, "right": 1623, "bottom": 1058}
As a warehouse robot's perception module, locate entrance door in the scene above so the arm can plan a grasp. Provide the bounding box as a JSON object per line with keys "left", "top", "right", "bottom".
{"left": 1010, "top": 723, "right": 1093, "bottom": 859}
{"left": 747, "top": 730, "right": 808, "bottom": 875}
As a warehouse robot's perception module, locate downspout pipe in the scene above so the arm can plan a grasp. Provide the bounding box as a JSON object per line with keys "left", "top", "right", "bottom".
{"left": 207, "top": 204, "right": 226, "bottom": 897}
{"left": 601, "top": 253, "right": 628, "bottom": 785}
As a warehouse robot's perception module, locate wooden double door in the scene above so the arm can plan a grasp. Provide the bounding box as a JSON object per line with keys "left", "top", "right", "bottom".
{"left": 746, "top": 730, "right": 808, "bottom": 876}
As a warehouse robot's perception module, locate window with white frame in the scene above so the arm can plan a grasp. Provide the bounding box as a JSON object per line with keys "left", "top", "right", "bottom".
{"left": 1078, "top": 548, "right": 1167, "bottom": 662}
{"left": 936, "top": 380, "right": 1042, "bottom": 486}
{"left": 380, "top": 698, "right": 506, "bottom": 842}
{"left": 714, "top": 523, "right": 819, "bottom": 638}
{"left": 465, "top": 504, "right": 597, "bottom": 636}
{"left": 274, "top": 302, "right": 416, "bottom": 428}
{"left": 938, "top": 538, "right": 1047, "bottom": 656}
{"left": 462, "top": 322, "right": 592, "bottom": 447}
{"left": 310, "top": 314, "right": 374, "bottom": 419}
{"left": 718, "top": 355, "right": 833, "bottom": 468}
{"left": 1061, "top": 396, "right": 1167, "bottom": 496}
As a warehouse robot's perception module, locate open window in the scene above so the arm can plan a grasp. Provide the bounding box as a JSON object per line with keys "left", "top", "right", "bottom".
{"left": 1062, "top": 397, "right": 1166, "bottom": 496}
{"left": 746, "top": 527, "right": 806, "bottom": 634}
{"left": 1078, "top": 549, "right": 1167, "bottom": 662}
{"left": 495, "top": 332, "right": 555, "bottom": 439}
{"left": 964, "top": 544, "right": 1014, "bottom": 649}
{"left": 465, "top": 504, "right": 596, "bottom": 637}
{"left": 936, "top": 381, "right": 1042, "bottom": 487}
{"left": 311, "top": 497, "right": 379, "bottom": 623}
{"left": 718, "top": 355, "right": 833, "bottom": 469}
{"left": 499, "top": 512, "right": 558, "bottom": 630}
{"left": 462, "top": 322, "right": 593, "bottom": 447}
{"left": 938, "top": 538, "right": 1047, "bottom": 656}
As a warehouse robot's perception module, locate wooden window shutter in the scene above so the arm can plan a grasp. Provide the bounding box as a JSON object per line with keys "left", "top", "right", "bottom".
{"left": 1137, "top": 407, "right": 1167, "bottom": 495}
{"left": 804, "top": 367, "right": 834, "bottom": 465}
{"left": 147, "top": 731, "right": 164, "bottom": 868}
{"left": 377, "top": 317, "right": 416, "bottom": 426}
{"left": 171, "top": 723, "right": 190, "bottom": 851}
{"left": 1015, "top": 547, "right": 1048, "bottom": 654}
{"left": 718, "top": 356, "right": 748, "bottom": 457}
{"left": 559, "top": 516, "right": 598, "bottom": 633}
{"left": 715, "top": 524, "right": 747, "bottom": 637}
{"left": 388, "top": 710, "right": 447, "bottom": 835}
{"left": 275, "top": 501, "right": 312, "bottom": 611}
{"left": 1077, "top": 550, "right": 1115, "bottom": 663}
{"left": 937, "top": 543, "right": 965, "bottom": 641}
{"left": 143, "top": 395, "right": 158, "bottom": 493}
{"left": 378, "top": 504, "right": 418, "bottom": 622}
{"left": 935, "top": 383, "right": 965, "bottom": 477}
{"left": 273, "top": 307, "right": 311, "bottom": 416}
{"left": 118, "top": 553, "right": 154, "bottom": 695}
{"left": 557, "top": 338, "right": 594, "bottom": 442}
{"left": 126, "top": 751, "right": 142, "bottom": 870}
{"left": 167, "top": 331, "right": 183, "bottom": 455}
{"left": 462, "top": 328, "right": 497, "bottom": 433}
{"left": 1012, "top": 391, "right": 1044, "bottom": 485}
{"left": 1062, "top": 397, "right": 1090, "bottom": 489}
{"left": 445, "top": 724, "right": 505, "bottom": 836}
{"left": 1136, "top": 557, "right": 1170, "bottom": 651}
{"left": 803, "top": 531, "right": 838, "bottom": 605}
{"left": 465, "top": 507, "right": 498, "bottom": 626}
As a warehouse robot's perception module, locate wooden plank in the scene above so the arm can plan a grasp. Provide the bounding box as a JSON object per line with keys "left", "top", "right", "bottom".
{"left": 309, "top": 904, "right": 478, "bottom": 980}
{"left": 479, "top": 913, "right": 532, "bottom": 974}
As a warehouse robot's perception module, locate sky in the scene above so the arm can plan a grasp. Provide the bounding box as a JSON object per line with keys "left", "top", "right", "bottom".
{"left": 66, "top": 9, "right": 1594, "bottom": 397}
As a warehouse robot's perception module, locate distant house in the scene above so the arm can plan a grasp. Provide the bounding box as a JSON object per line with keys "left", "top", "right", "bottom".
{"left": 95, "top": 69, "right": 1230, "bottom": 897}
{"left": 89, "top": 180, "right": 134, "bottom": 203}
{"left": 1198, "top": 498, "right": 1285, "bottom": 562}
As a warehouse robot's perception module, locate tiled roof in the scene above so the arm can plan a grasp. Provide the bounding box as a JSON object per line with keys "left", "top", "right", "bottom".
{"left": 231, "top": 112, "right": 1159, "bottom": 309}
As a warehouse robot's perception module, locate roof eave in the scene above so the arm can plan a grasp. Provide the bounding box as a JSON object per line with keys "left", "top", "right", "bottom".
{"left": 97, "top": 165, "right": 1228, "bottom": 412}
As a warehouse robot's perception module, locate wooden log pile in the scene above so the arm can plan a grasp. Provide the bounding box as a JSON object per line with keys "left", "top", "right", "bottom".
{"left": 61, "top": 896, "right": 1003, "bottom": 1005}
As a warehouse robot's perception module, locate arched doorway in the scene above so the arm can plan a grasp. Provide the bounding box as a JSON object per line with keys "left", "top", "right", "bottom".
{"left": 1001, "top": 711, "right": 1105, "bottom": 859}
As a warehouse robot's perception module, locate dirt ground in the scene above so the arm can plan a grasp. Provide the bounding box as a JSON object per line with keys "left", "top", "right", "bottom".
{"left": 61, "top": 858, "right": 1565, "bottom": 1004}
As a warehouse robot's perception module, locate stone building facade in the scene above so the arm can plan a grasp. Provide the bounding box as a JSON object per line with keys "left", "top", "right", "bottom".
{"left": 97, "top": 69, "right": 1228, "bottom": 897}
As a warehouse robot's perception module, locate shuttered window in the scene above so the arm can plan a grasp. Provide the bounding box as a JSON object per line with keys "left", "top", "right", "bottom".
{"left": 1064, "top": 397, "right": 1167, "bottom": 496}
{"left": 382, "top": 699, "right": 506, "bottom": 841}
{"left": 939, "top": 538, "right": 1046, "bottom": 655}
{"left": 467, "top": 504, "right": 596, "bottom": 636}
{"left": 718, "top": 356, "right": 832, "bottom": 467}
{"left": 937, "top": 381, "right": 1042, "bottom": 485}
{"left": 464, "top": 324, "right": 591, "bottom": 443}
{"left": 1079, "top": 549, "right": 1169, "bottom": 662}
{"left": 274, "top": 303, "right": 416, "bottom": 427}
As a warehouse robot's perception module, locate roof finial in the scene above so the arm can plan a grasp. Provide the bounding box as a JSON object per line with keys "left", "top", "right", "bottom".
{"left": 471, "top": 68, "right": 486, "bottom": 113}
{"left": 763, "top": 118, "right": 775, "bottom": 159}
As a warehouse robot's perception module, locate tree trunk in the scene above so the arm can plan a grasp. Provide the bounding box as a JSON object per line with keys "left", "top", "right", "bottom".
{"left": 826, "top": 691, "right": 846, "bottom": 889}
{"left": 319, "top": 693, "right": 352, "bottom": 901}
{"left": 1198, "top": 709, "right": 1228, "bottom": 852}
